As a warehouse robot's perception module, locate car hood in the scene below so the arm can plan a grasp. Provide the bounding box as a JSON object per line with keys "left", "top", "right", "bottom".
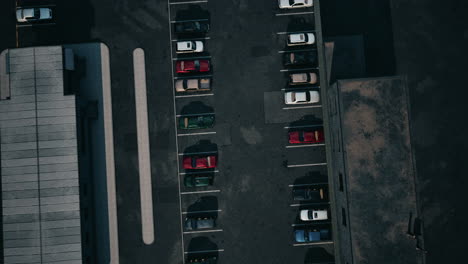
{"left": 300, "top": 210, "right": 309, "bottom": 220}
{"left": 39, "top": 8, "right": 52, "bottom": 19}
{"left": 279, "top": 0, "right": 290, "bottom": 7}
{"left": 310, "top": 91, "right": 320, "bottom": 103}
{"left": 285, "top": 92, "right": 294, "bottom": 104}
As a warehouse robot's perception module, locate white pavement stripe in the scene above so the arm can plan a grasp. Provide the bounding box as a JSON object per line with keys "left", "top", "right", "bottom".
{"left": 287, "top": 162, "right": 327, "bottom": 168}
{"left": 182, "top": 209, "right": 222, "bottom": 214}
{"left": 282, "top": 86, "right": 321, "bottom": 91}
{"left": 280, "top": 67, "right": 318, "bottom": 72}
{"left": 183, "top": 229, "right": 223, "bottom": 235}
{"left": 180, "top": 189, "right": 221, "bottom": 195}
{"left": 171, "top": 18, "right": 209, "bottom": 23}
{"left": 175, "top": 93, "right": 214, "bottom": 98}
{"left": 276, "top": 11, "right": 314, "bottom": 16}
{"left": 184, "top": 249, "right": 225, "bottom": 254}
{"left": 133, "top": 48, "right": 154, "bottom": 245}
{"left": 178, "top": 150, "right": 217, "bottom": 156}
{"left": 177, "top": 131, "right": 216, "bottom": 137}
{"left": 283, "top": 105, "right": 322, "bottom": 110}
{"left": 174, "top": 74, "right": 212, "bottom": 79}
{"left": 173, "top": 56, "right": 211, "bottom": 61}
{"left": 293, "top": 241, "right": 334, "bottom": 246}
{"left": 17, "top": 23, "right": 56, "bottom": 28}
{"left": 286, "top": 143, "right": 325, "bottom": 148}
{"left": 101, "top": 44, "right": 120, "bottom": 264}
{"left": 176, "top": 112, "right": 214, "bottom": 117}
{"left": 172, "top": 37, "right": 211, "bottom": 42}
{"left": 277, "top": 30, "right": 315, "bottom": 35}
{"left": 180, "top": 170, "right": 219, "bottom": 175}
{"left": 288, "top": 183, "right": 328, "bottom": 187}
{"left": 170, "top": 0, "right": 208, "bottom": 5}
{"left": 290, "top": 202, "right": 330, "bottom": 207}
{"left": 279, "top": 49, "right": 316, "bottom": 54}
{"left": 284, "top": 124, "right": 322, "bottom": 129}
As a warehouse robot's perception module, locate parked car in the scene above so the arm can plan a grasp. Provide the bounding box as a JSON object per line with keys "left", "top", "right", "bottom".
{"left": 184, "top": 174, "right": 214, "bottom": 187}
{"left": 187, "top": 256, "right": 217, "bottom": 264}
{"left": 295, "top": 228, "right": 330, "bottom": 243}
{"left": 185, "top": 216, "right": 216, "bottom": 231}
{"left": 293, "top": 187, "right": 325, "bottom": 201}
{"left": 175, "top": 78, "right": 211, "bottom": 92}
{"left": 300, "top": 209, "right": 328, "bottom": 221}
{"left": 16, "top": 8, "right": 52, "bottom": 23}
{"left": 289, "top": 72, "right": 318, "bottom": 85}
{"left": 287, "top": 33, "right": 315, "bottom": 46}
{"left": 284, "top": 51, "right": 317, "bottom": 66}
{"left": 279, "top": 0, "right": 313, "bottom": 9}
{"left": 183, "top": 155, "right": 217, "bottom": 169}
{"left": 175, "top": 20, "right": 210, "bottom": 34}
{"left": 284, "top": 90, "right": 320, "bottom": 104}
{"left": 176, "top": 41, "right": 204, "bottom": 53}
{"left": 179, "top": 115, "right": 215, "bottom": 129}
{"left": 288, "top": 128, "right": 324, "bottom": 144}
{"left": 176, "top": 59, "right": 210, "bottom": 73}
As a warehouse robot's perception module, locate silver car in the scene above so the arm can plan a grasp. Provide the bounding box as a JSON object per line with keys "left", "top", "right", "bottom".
{"left": 289, "top": 72, "right": 318, "bottom": 85}
{"left": 16, "top": 8, "right": 52, "bottom": 23}
{"left": 284, "top": 90, "right": 320, "bottom": 104}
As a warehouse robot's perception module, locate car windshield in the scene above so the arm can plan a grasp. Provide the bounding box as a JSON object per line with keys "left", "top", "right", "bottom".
{"left": 308, "top": 211, "right": 313, "bottom": 219}
{"left": 289, "top": 0, "right": 295, "bottom": 5}
{"left": 191, "top": 42, "right": 196, "bottom": 49}
{"left": 306, "top": 92, "right": 311, "bottom": 101}
{"left": 33, "top": 9, "right": 40, "bottom": 19}
{"left": 303, "top": 34, "right": 308, "bottom": 42}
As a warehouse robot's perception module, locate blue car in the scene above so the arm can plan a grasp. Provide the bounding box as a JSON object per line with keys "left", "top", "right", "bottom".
{"left": 295, "top": 228, "right": 330, "bottom": 243}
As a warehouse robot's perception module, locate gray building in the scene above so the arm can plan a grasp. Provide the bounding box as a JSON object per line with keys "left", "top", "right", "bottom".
{"left": 325, "top": 76, "right": 425, "bottom": 264}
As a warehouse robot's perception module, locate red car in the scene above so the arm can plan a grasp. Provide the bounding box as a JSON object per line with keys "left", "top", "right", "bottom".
{"left": 176, "top": 59, "right": 210, "bottom": 73}
{"left": 289, "top": 128, "right": 324, "bottom": 144}
{"left": 183, "top": 155, "right": 217, "bottom": 169}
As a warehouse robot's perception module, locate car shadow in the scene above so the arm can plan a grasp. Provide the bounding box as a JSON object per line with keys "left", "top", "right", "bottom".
{"left": 180, "top": 101, "right": 215, "bottom": 116}
{"left": 185, "top": 195, "right": 219, "bottom": 219}
{"left": 303, "top": 247, "right": 335, "bottom": 264}
{"left": 186, "top": 237, "right": 219, "bottom": 261}
{"left": 287, "top": 115, "right": 323, "bottom": 133}
{"left": 173, "top": 5, "right": 210, "bottom": 39}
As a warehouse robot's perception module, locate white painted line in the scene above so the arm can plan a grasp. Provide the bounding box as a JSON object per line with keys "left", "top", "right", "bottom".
{"left": 172, "top": 37, "right": 211, "bottom": 42}
{"left": 280, "top": 67, "right": 318, "bottom": 72}
{"left": 173, "top": 55, "right": 211, "bottom": 61}
{"left": 180, "top": 189, "right": 221, "bottom": 195}
{"left": 283, "top": 105, "right": 322, "bottom": 110}
{"left": 290, "top": 202, "right": 330, "bottom": 207}
{"left": 175, "top": 93, "right": 214, "bottom": 98}
{"left": 286, "top": 143, "right": 325, "bottom": 148}
{"left": 178, "top": 150, "right": 217, "bottom": 156}
{"left": 182, "top": 209, "right": 222, "bottom": 214}
{"left": 171, "top": 18, "right": 209, "bottom": 23}
{"left": 284, "top": 124, "right": 322, "bottom": 129}
{"left": 17, "top": 4, "right": 56, "bottom": 8}
{"left": 133, "top": 48, "right": 154, "bottom": 245}
{"left": 277, "top": 30, "right": 315, "bottom": 35}
{"left": 287, "top": 163, "right": 327, "bottom": 168}
{"left": 101, "top": 44, "right": 120, "bottom": 264}
{"left": 293, "top": 241, "right": 334, "bottom": 247}
{"left": 183, "top": 229, "right": 223, "bottom": 235}
{"left": 279, "top": 49, "right": 316, "bottom": 54}
{"left": 170, "top": 0, "right": 208, "bottom": 5}
{"left": 276, "top": 11, "right": 314, "bottom": 16}
{"left": 176, "top": 112, "right": 214, "bottom": 117}
{"left": 178, "top": 131, "right": 216, "bottom": 137}
{"left": 16, "top": 22, "right": 56, "bottom": 28}
{"left": 180, "top": 170, "right": 219, "bottom": 175}
{"left": 288, "top": 183, "right": 328, "bottom": 187}
{"left": 282, "top": 86, "right": 320, "bottom": 91}
{"left": 184, "top": 249, "right": 225, "bottom": 254}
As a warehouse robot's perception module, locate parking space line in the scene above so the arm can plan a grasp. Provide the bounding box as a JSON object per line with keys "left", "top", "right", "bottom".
{"left": 184, "top": 249, "right": 225, "bottom": 254}
{"left": 180, "top": 189, "right": 221, "bottom": 195}
{"left": 133, "top": 48, "right": 154, "bottom": 245}
{"left": 180, "top": 170, "right": 219, "bottom": 175}
{"left": 175, "top": 93, "right": 214, "bottom": 98}
{"left": 278, "top": 48, "right": 317, "bottom": 54}
{"left": 291, "top": 221, "right": 330, "bottom": 227}
{"left": 174, "top": 74, "right": 212, "bottom": 80}
{"left": 172, "top": 55, "right": 211, "bottom": 61}
{"left": 172, "top": 37, "right": 211, "bottom": 42}
{"left": 170, "top": 0, "right": 208, "bottom": 5}
{"left": 276, "top": 11, "right": 314, "bottom": 16}
{"left": 16, "top": 4, "right": 56, "bottom": 8}
{"left": 178, "top": 131, "right": 216, "bottom": 137}
{"left": 286, "top": 143, "right": 325, "bottom": 148}
{"left": 280, "top": 67, "right": 318, "bottom": 72}
{"left": 282, "top": 86, "right": 320, "bottom": 91}
{"left": 183, "top": 229, "right": 223, "bottom": 235}
{"left": 182, "top": 209, "right": 222, "bottom": 214}
{"left": 293, "top": 241, "right": 334, "bottom": 247}
{"left": 287, "top": 163, "right": 327, "bottom": 168}
{"left": 290, "top": 202, "right": 330, "bottom": 207}
{"left": 176, "top": 112, "right": 214, "bottom": 117}
{"left": 16, "top": 23, "right": 56, "bottom": 28}
{"left": 288, "top": 183, "right": 328, "bottom": 187}
{"left": 171, "top": 18, "right": 209, "bottom": 23}
{"left": 178, "top": 150, "right": 217, "bottom": 156}
{"left": 283, "top": 105, "right": 322, "bottom": 110}
{"left": 277, "top": 30, "right": 315, "bottom": 35}
{"left": 284, "top": 124, "right": 322, "bottom": 129}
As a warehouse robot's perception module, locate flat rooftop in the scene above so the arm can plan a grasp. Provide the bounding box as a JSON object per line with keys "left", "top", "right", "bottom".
{"left": 0, "top": 47, "right": 82, "bottom": 264}
{"left": 336, "top": 76, "right": 423, "bottom": 264}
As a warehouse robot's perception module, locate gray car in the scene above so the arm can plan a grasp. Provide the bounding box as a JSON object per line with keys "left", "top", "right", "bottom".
{"left": 184, "top": 217, "right": 216, "bottom": 231}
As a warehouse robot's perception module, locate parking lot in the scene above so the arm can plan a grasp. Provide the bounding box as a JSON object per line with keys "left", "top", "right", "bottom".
{"left": 2, "top": 0, "right": 335, "bottom": 263}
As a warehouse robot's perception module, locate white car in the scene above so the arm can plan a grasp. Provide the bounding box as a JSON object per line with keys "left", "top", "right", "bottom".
{"left": 287, "top": 33, "right": 315, "bottom": 46}
{"left": 289, "top": 72, "right": 318, "bottom": 85}
{"left": 176, "top": 41, "right": 204, "bottom": 53}
{"left": 279, "top": 0, "right": 313, "bottom": 9}
{"left": 300, "top": 209, "right": 328, "bottom": 221}
{"left": 16, "top": 8, "right": 52, "bottom": 23}
{"left": 284, "top": 90, "right": 319, "bottom": 104}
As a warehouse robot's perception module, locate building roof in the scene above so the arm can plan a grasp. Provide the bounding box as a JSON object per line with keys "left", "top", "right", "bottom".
{"left": 0, "top": 47, "right": 82, "bottom": 264}
{"left": 336, "top": 76, "right": 422, "bottom": 264}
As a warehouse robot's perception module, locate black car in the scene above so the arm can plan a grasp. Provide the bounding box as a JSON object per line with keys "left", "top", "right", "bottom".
{"left": 293, "top": 187, "right": 325, "bottom": 201}
{"left": 283, "top": 51, "right": 317, "bottom": 66}
{"left": 187, "top": 256, "right": 217, "bottom": 264}
{"left": 175, "top": 20, "right": 210, "bottom": 34}
{"left": 185, "top": 216, "right": 216, "bottom": 231}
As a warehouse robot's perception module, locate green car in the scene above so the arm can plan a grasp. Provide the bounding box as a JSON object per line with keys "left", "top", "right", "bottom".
{"left": 184, "top": 174, "right": 214, "bottom": 187}
{"left": 179, "top": 115, "right": 215, "bottom": 129}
